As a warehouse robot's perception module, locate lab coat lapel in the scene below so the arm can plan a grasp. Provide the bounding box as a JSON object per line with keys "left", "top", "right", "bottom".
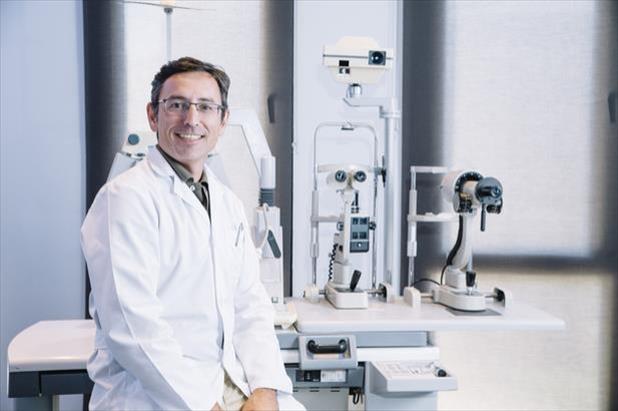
{"left": 172, "top": 177, "right": 206, "bottom": 215}
{"left": 147, "top": 147, "right": 208, "bottom": 216}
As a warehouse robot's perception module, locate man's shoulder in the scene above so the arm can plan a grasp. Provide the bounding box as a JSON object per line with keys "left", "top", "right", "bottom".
{"left": 108, "top": 158, "right": 161, "bottom": 189}
{"left": 93, "top": 159, "right": 166, "bottom": 208}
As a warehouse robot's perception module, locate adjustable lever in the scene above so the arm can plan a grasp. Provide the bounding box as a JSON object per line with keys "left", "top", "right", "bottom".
{"left": 266, "top": 230, "right": 282, "bottom": 258}
{"left": 480, "top": 204, "right": 487, "bottom": 232}
{"left": 466, "top": 270, "right": 477, "bottom": 288}
{"left": 349, "top": 270, "right": 362, "bottom": 291}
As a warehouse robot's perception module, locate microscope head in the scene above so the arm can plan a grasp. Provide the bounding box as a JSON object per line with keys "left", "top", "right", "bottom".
{"left": 320, "top": 164, "right": 372, "bottom": 192}
{"left": 441, "top": 170, "right": 503, "bottom": 231}
{"left": 475, "top": 177, "right": 503, "bottom": 214}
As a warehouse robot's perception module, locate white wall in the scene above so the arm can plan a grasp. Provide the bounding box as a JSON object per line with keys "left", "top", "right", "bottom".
{"left": 0, "top": 1, "right": 85, "bottom": 410}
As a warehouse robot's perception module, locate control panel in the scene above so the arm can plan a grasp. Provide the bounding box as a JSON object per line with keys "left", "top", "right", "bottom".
{"left": 369, "top": 361, "right": 457, "bottom": 393}
{"left": 350, "top": 216, "right": 370, "bottom": 252}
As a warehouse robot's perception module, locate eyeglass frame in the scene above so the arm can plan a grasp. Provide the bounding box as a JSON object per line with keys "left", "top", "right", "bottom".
{"left": 157, "top": 97, "right": 227, "bottom": 119}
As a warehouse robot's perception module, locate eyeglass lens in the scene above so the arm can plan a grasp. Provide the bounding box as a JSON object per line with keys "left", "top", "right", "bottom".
{"left": 163, "top": 99, "right": 220, "bottom": 116}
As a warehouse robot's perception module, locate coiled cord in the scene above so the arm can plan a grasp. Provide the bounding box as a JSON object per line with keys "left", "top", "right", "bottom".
{"left": 328, "top": 243, "right": 338, "bottom": 280}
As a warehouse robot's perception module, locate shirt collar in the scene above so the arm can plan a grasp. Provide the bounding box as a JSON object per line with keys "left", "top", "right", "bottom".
{"left": 156, "top": 145, "right": 208, "bottom": 185}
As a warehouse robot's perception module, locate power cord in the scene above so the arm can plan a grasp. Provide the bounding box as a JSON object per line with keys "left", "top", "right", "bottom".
{"left": 412, "top": 278, "right": 441, "bottom": 287}
{"left": 439, "top": 264, "right": 448, "bottom": 285}
{"left": 327, "top": 243, "right": 337, "bottom": 281}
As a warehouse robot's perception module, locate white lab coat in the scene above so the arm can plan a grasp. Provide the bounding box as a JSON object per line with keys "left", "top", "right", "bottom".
{"left": 81, "top": 147, "right": 294, "bottom": 410}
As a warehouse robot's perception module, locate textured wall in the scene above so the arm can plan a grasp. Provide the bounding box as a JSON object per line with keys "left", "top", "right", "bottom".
{"left": 402, "top": 1, "right": 617, "bottom": 409}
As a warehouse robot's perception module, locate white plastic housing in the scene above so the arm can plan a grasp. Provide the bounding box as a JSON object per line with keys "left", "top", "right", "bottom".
{"left": 323, "top": 36, "right": 393, "bottom": 85}
{"left": 260, "top": 156, "right": 276, "bottom": 189}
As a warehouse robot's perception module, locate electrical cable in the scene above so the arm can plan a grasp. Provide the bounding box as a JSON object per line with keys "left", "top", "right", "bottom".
{"left": 412, "top": 278, "right": 441, "bottom": 287}
{"left": 440, "top": 264, "right": 448, "bottom": 285}
{"left": 446, "top": 215, "right": 464, "bottom": 265}
{"left": 328, "top": 243, "right": 337, "bottom": 281}
{"left": 442, "top": 214, "right": 464, "bottom": 284}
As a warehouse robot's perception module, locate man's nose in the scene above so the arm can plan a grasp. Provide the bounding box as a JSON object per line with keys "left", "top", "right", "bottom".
{"left": 184, "top": 104, "right": 200, "bottom": 126}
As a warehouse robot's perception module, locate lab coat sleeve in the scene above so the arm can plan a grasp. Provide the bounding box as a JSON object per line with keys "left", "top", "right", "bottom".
{"left": 81, "top": 183, "right": 219, "bottom": 410}
{"left": 232, "top": 206, "right": 293, "bottom": 394}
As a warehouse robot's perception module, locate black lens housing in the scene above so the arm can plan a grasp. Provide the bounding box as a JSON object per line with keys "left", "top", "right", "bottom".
{"left": 368, "top": 50, "right": 386, "bottom": 66}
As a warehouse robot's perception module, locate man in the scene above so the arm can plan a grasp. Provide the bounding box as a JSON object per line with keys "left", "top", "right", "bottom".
{"left": 81, "top": 57, "right": 302, "bottom": 410}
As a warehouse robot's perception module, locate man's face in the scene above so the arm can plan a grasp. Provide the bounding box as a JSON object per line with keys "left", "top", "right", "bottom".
{"left": 147, "top": 71, "right": 228, "bottom": 170}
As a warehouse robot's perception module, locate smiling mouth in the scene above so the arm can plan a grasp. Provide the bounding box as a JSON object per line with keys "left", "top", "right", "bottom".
{"left": 175, "top": 132, "right": 204, "bottom": 141}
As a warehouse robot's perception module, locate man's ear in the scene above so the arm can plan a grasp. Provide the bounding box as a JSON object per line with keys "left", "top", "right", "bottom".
{"left": 146, "top": 102, "right": 158, "bottom": 132}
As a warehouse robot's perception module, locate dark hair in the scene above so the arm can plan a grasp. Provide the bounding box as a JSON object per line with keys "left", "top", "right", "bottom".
{"left": 150, "top": 57, "right": 230, "bottom": 120}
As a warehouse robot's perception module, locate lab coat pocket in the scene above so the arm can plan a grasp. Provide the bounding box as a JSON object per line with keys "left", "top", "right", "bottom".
{"left": 224, "top": 224, "right": 244, "bottom": 282}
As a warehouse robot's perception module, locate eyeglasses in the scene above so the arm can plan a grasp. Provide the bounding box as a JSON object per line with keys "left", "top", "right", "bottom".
{"left": 158, "top": 98, "right": 225, "bottom": 118}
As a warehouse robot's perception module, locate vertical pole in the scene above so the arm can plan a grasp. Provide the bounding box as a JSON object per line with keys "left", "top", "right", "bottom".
{"left": 382, "top": 98, "right": 402, "bottom": 291}
{"left": 164, "top": 8, "right": 172, "bottom": 61}
{"left": 83, "top": 0, "right": 126, "bottom": 318}
{"left": 408, "top": 168, "right": 417, "bottom": 287}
